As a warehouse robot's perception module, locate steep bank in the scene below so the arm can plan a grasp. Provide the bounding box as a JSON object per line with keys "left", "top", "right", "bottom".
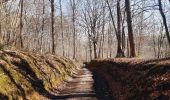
{"left": 0, "top": 50, "right": 81, "bottom": 100}
{"left": 87, "top": 58, "right": 170, "bottom": 100}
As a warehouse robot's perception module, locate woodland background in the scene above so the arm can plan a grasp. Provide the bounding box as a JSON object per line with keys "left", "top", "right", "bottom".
{"left": 0, "top": 0, "right": 170, "bottom": 61}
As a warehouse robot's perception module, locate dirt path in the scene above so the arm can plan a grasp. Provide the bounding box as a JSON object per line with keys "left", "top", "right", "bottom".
{"left": 55, "top": 67, "right": 97, "bottom": 100}
{"left": 54, "top": 66, "right": 114, "bottom": 100}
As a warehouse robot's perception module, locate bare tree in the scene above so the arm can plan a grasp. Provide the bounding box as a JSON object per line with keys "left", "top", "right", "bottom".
{"left": 40, "top": 0, "right": 45, "bottom": 53}
{"left": 105, "top": 0, "right": 125, "bottom": 57}
{"left": 116, "top": 0, "right": 125, "bottom": 57}
{"left": 158, "top": 0, "right": 170, "bottom": 46}
{"left": 70, "top": 0, "right": 76, "bottom": 59}
{"left": 153, "top": 23, "right": 165, "bottom": 58}
{"left": 98, "top": 3, "right": 106, "bottom": 58}
{"left": 125, "top": 0, "right": 136, "bottom": 57}
{"left": 19, "top": 0, "right": 24, "bottom": 48}
{"left": 0, "top": 22, "right": 1, "bottom": 45}
{"left": 0, "top": 0, "right": 169, "bottom": 60}
{"left": 50, "top": 0, "right": 55, "bottom": 54}
{"left": 59, "top": 0, "right": 65, "bottom": 56}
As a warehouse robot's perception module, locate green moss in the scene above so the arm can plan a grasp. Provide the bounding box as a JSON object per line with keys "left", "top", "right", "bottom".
{"left": 0, "top": 50, "right": 80, "bottom": 99}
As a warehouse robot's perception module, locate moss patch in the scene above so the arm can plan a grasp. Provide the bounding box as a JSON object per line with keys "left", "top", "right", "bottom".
{"left": 0, "top": 50, "right": 80, "bottom": 99}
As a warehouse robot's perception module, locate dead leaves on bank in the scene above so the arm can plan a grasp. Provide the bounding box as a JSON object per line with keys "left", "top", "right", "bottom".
{"left": 87, "top": 58, "right": 170, "bottom": 100}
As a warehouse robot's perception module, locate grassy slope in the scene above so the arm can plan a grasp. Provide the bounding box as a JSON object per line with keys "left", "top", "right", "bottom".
{"left": 0, "top": 50, "right": 81, "bottom": 100}
{"left": 87, "top": 58, "right": 170, "bottom": 100}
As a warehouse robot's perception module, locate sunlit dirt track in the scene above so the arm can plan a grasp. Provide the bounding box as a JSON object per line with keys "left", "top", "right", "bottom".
{"left": 54, "top": 67, "right": 113, "bottom": 100}
{"left": 55, "top": 67, "right": 97, "bottom": 100}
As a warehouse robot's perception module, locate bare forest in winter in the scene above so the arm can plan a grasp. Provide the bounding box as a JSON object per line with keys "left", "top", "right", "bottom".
{"left": 0, "top": 0, "right": 170, "bottom": 99}
{"left": 0, "top": 0, "right": 170, "bottom": 61}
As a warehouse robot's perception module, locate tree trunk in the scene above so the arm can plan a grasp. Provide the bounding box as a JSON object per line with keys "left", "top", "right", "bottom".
{"left": 125, "top": 0, "right": 136, "bottom": 57}
{"left": 0, "top": 8, "right": 1, "bottom": 44}
{"left": 152, "top": 34, "right": 157, "bottom": 58}
{"left": 137, "top": 0, "right": 144, "bottom": 56}
{"left": 127, "top": 37, "right": 130, "bottom": 57}
{"left": 99, "top": 5, "right": 106, "bottom": 58}
{"left": 88, "top": 29, "right": 92, "bottom": 60}
{"left": 71, "top": 0, "right": 76, "bottom": 59}
{"left": 93, "top": 41, "right": 97, "bottom": 59}
{"left": 40, "top": 0, "right": 45, "bottom": 53}
{"left": 122, "top": 26, "right": 125, "bottom": 52}
{"left": 106, "top": 0, "right": 124, "bottom": 57}
{"left": 51, "top": 0, "right": 55, "bottom": 54}
{"left": 60, "top": 0, "right": 65, "bottom": 56}
{"left": 116, "top": 0, "right": 125, "bottom": 57}
{"left": 19, "top": 0, "right": 24, "bottom": 48}
{"left": 158, "top": 0, "right": 170, "bottom": 46}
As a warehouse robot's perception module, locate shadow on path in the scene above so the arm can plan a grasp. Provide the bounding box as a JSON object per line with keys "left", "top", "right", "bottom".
{"left": 92, "top": 71, "right": 114, "bottom": 100}
{"left": 52, "top": 93, "right": 96, "bottom": 99}
{"left": 51, "top": 67, "right": 114, "bottom": 100}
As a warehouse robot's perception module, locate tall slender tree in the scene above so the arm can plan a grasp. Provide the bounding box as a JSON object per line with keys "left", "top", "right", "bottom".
{"left": 105, "top": 0, "right": 125, "bottom": 57}
{"left": 158, "top": 0, "right": 170, "bottom": 46}
{"left": 125, "top": 0, "right": 136, "bottom": 57}
{"left": 50, "top": 0, "right": 55, "bottom": 54}
{"left": 19, "top": 0, "right": 24, "bottom": 48}
{"left": 59, "top": 0, "right": 65, "bottom": 56}
{"left": 116, "top": 0, "right": 125, "bottom": 57}
{"left": 0, "top": 2, "right": 1, "bottom": 44}
{"left": 70, "top": 0, "right": 76, "bottom": 59}
{"left": 40, "top": 0, "right": 45, "bottom": 53}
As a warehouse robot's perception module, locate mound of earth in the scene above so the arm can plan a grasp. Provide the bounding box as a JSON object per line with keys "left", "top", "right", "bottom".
{"left": 0, "top": 50, "right": 81, "bottom": 99}
{"left": 87, "top": 58, "right": 170, "bottom": 100}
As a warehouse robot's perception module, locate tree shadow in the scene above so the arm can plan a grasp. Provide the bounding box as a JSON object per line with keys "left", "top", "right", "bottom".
{"left": 90, "top": 70, "right": 114, "bottom": 100}
{"left": 3, "top": 51, "right": 61, "bottom": 99}
{"left": 11, "top": 58, "right": 61, "bottom": 99}
{"left": 51, "top": 93, "right": 96, "bottom": 99}
{"left": 0, "top": 93, "right": 8, "bottom": 100}
{"left": 0, "top": 64, "right": 27, "bottom": 100}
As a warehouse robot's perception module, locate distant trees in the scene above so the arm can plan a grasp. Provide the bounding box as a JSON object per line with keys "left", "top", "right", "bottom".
{"left": 81, "top": 0, "right": 105, "bottom": 59}
{"left": 0, "top": 0, "right": 169, "bottom": 60}
{"left": 0, "top": 0, "right": 8, "bottom": 4}
{"left": 152, "top": 23, "right": 166, "bottom": 58}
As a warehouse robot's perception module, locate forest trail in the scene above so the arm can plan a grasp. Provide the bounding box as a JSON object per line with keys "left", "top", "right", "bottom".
{"left": 55, "top": 67, "right": 97, "bottom": 100}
